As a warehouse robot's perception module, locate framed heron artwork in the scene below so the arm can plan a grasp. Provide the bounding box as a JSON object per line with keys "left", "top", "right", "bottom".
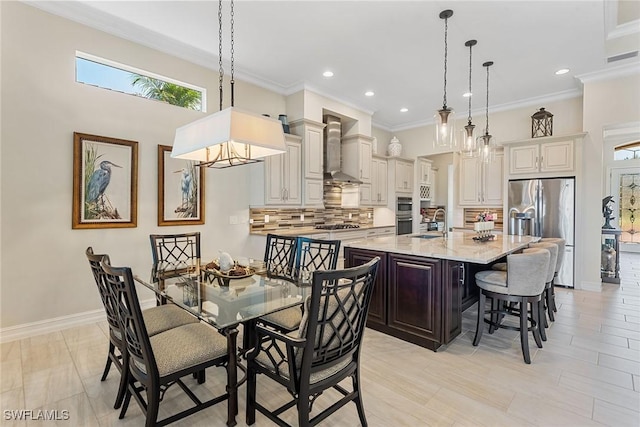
{"left": 157, "top": 145, "right": 205, "bottom": 226}
{"left": 72, "top": 132, "right": 138, "bottom": 229}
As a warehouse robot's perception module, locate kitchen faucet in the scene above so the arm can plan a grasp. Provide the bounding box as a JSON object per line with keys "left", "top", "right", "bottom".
{"left": 432, "top": 208, "right": 447, "bottom": 238}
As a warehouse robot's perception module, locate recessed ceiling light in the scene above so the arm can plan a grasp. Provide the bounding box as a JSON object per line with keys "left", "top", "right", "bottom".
{"left": 463, "top": 92, "right": 472, "bottom": 98}
{"left": 323, "top": 70, "right": 334, "bottom": 77}
{"left": 400, "top": 108, "right": 408, "bottom": 113}
{"left": 555, "top": 68, "right": 570, "bottom": 75}
{"left": 365, "top": 91, "right": 375, "bottom": 97}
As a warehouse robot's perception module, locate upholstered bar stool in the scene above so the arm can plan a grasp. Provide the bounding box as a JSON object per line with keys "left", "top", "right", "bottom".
{"left": 525, "top": 242, "right": 558, "bottom": 340}
{"left": 540, "top": 237, "right": 566, "bottom": 317}
{"left": 473, "top": 248, "right": 550, "bottom": 364}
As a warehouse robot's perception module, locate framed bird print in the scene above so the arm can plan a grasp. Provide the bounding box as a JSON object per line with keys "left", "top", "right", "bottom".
{"left": 157, "top": 145, "right": 205, "bottom": 226}
{"left": 72, "top": 132, "right": 138, "bottom": 229}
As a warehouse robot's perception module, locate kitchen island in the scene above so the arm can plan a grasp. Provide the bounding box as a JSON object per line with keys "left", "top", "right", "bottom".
{"left": 344, "top": 232, "right": 538, "bottom": 351}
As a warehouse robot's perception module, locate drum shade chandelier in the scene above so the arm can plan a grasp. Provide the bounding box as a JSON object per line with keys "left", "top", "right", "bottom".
{"left": 460, "top": 39, "right": 477, "bottom": 157}
{"left": 171, "top": 0, "right": 285, "bottom": 168}
{"left": 434, "top": 9, "right": 456, "bottom": 148}
{"left": 478, "top": 61, "right": 496, "bottom": 163}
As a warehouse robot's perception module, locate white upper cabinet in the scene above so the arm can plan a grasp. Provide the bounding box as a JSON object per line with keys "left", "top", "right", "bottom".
{"left": 503, "top": 133, "right": 585, "bottom": 177}
{"left": 371, "top": 156, "right": 388, "bottom": 206}
{"left": 342, "top": 135, "right": 373, "bottom": 184}
{"left": 458, "top": 151, "right": 504, "bottom": 206}
{"left": 264, "top": 134, "right": 302, "bottom": 205}
{"left": 392, "top": 158, "right": 414, "bottom": 193}
{"left": 289, "top": 119, "right": 325, "bottom": 206}
{"left": 419, "top": 159, "right": 432, "bottom": 184}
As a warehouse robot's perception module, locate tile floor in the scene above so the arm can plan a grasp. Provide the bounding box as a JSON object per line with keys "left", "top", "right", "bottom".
{"left": 1, "top": 253, "right": 639, "bottom": 426}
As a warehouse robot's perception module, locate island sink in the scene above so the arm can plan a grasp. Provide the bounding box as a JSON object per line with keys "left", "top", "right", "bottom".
{"left": 412, "top": 234, "right": 443, "bottom": 239}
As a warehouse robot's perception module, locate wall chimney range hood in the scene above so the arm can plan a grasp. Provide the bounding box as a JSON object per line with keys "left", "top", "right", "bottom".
{"left": 323, "top": 115, "right": 362, "bottom": 185}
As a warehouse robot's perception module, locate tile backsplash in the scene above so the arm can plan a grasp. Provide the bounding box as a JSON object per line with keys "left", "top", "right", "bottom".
{"left": 249, "top": 206, "right": 374, "bottom": 232}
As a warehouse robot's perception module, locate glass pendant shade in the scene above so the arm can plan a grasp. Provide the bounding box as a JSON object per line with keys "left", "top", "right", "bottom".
{"left": 461, "top": 122, "right": 477, "bottom": 157}
{"left": 460, "top": 39, "right": 477, "bottom": 158}
{"left": 477, "top": 133, "right": 495, "bottom": 164}
{"left": 435, "top": 107, "right": 456, "bottom": 148}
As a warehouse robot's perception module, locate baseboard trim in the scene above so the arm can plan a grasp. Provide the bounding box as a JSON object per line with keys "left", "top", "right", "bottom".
{"left": 580, "top": 280, "right": 603, "bottom": 292}
{"left": 0, "top": 298, "right": 157, "bottom": 343}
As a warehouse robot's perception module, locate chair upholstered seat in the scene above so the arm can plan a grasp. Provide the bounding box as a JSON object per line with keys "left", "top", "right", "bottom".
{"left": 475, "top": 270, "right": 508, "bottom": 294}
{"left": 142, "top": 304, "right": 199, "bottom": 336}
{"left": 254, "top": 338, "right": 351, "bottom": 384}
{"left": 258, "top": 307, "right": 303, "bottom": 332}
{"left": 149, "top": 323, "right": 228, "bottom": 377}
{"left": 491, "top": 262, "right": 507, "bottom": 271}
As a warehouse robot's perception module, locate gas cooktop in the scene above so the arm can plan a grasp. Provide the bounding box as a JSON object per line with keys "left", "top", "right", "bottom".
{"left": 314, "top": 224, "right": 361, "bottom": 230}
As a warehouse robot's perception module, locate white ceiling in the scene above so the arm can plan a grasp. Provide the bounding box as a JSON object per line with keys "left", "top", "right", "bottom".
{"left": 26, "top": 1, "right": 640, "bottom": 131}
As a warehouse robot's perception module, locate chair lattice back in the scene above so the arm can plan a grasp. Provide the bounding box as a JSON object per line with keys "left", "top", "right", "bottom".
{"left": 294, "top": 238, "right": 341, "bottom": 279}
{"left": 300, "top": 258, "right": 379, "bottom": 370}
{"left": 264, "top": 234, "right": 298, "bottom": 279}
{"left": 150, "top": 233, "right": 201, "bottom": 280}
{"left": 101, "top": 259, "right": 157, "bottom": 384}
{"left": 85, "top": 248, "right": 121, "bottom": 343}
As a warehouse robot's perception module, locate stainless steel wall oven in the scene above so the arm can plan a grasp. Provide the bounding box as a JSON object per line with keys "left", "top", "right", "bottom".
{"left": 396, "top": 197, "right": 413, "bottom": 235}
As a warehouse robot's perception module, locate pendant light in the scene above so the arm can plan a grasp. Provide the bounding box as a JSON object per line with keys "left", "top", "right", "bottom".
{"left": 460, "top": 39, "right": 477, "bottom": 157}
{"left": 434, "top": 9, "right": 455, "bottom": 148}
{"left": 171, "top": 0, "right": 286, "bottom": 168}
{"left": 477, "top": 61, "right": 495, "bottom": 163}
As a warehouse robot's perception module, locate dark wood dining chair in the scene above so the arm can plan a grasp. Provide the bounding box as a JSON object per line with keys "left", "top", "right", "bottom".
{"left": 149, "top": 232, "right": 201, "bottom": 293}
{"left": 100, "top": 257, "right": 234, "bottom": 427}
{"left": 246, "top": 257, "right": 380, "bottom": 427}
{"left": 263, "top": 234, "right": 298, "bottom": 280}
{"left": 85, "top": 247, "right": 199, "bottom": 410}
{"left": 259, "top": 237, "right": 341, "bottom": 333}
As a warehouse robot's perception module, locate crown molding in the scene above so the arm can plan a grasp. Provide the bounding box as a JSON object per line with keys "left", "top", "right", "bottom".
{"left": 382, "top": 88, "right": 583, "bottom": 133}
{"left": 577, "top": 61, "right": 640, "bottom": 83}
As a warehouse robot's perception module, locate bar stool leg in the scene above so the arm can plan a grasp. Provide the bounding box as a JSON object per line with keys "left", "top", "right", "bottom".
{"left": 532, "top": 298, "right": 543, "bottom": 349}
{"left": 520, "top": 298, "right": 531, "bottom": 364}
{"left": 473, "top": 291, "right": 486, "bottom": 346}
{"left": 538, "top": 296, "right": 547, "bottom": 341}
{"left": 546, "top": 285, "right": 555, "bottom": 322}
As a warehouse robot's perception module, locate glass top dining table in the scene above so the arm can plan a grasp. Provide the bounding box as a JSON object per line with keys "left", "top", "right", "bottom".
{"left": 134, "top": 265, "right": 312, "bottom": 331}
{"left": 134, "top": 263, "right": 312, "bottom": 427}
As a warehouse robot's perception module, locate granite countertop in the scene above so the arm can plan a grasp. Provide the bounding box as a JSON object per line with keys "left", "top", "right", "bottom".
{"left": 249, "top": 224, "right": 395, "bottom": 237}
{"left": 342, "top": 232, "right": 538, "bottom": 264}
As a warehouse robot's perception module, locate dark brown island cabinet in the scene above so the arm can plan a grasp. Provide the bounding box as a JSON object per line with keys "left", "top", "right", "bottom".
{"left": 345, "top": 247, "right": 484, "bottom": 351}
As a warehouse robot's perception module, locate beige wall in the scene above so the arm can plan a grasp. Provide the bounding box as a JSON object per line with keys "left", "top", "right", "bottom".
{"left": 0, "top": 2, "right": 285, "bottom": 328}
{"left": 582, "top": 72, "right": 640, "bottom": 289}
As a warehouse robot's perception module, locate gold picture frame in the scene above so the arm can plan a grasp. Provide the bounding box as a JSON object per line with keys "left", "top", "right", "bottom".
{"left": 72, "top": 132, "right": 138, "bottom": 229}
{"left": 157, "top": 145, "right": 205, "bottom": 226}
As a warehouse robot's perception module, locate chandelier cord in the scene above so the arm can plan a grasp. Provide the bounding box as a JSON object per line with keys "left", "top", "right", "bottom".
{"left": 443, "top": 15, "right": 448, "bottom": 108}
{"left": 230, "top": 0, "right": 235, "bottom": 107}
{"left": 467, "top": 43, "right": 473, "bottom": 124}
{"left": 485, "top": 63, "right": 490, "bottom": 135}
{"left": 218, "top": 0, "right": 223, "bottom": 111}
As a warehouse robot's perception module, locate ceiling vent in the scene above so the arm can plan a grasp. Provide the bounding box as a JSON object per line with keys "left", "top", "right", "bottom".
{"left": 607, "top": 51, "right": 638, "bottom": 63}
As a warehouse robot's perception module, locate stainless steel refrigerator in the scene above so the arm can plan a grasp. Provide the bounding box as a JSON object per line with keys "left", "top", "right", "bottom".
{"left": 507, "top": 178, "right": 575, "bottom": 288}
